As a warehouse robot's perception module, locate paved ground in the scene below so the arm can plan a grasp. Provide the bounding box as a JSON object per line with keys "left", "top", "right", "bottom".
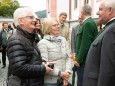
{"left": 0, "top": 53, "right": 8, "bottom": 86}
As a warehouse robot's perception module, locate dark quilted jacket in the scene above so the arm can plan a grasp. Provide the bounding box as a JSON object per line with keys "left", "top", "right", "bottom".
{"left": 7, "top": 27, "right": 46, "bottom": 86}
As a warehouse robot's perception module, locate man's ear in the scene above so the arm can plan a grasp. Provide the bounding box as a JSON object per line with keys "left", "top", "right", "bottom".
{"left": 108, "top": 7, "right": 114, "bottom": 15}
{"left": 18, "top": 18, "right": 23, "bottom": 25}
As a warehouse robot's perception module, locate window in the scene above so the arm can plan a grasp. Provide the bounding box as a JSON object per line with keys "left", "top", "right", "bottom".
{"left": 74, "top": 0, "right": 78, "bottom": 9}
{"left": 84, "top": 0, "right": 89, "bottom": 4}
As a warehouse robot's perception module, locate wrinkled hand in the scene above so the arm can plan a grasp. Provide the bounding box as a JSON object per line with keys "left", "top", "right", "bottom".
{"left": 61, "top": 72, "right": 70, "bottom": 81}
{"left": 73, "top": 61, "right": 80, "bottom": 67}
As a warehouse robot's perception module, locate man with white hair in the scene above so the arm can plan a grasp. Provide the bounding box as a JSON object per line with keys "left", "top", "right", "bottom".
{"left": 83, "top": 0, "right": 115, "bottom": 86}
{"left": 7, "top": 7, "right": 53, "bottom": 86}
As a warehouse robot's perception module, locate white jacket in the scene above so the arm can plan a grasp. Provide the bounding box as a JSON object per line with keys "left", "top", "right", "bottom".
{"left": 38, "top": 35, "right": 72, "bottom": 83}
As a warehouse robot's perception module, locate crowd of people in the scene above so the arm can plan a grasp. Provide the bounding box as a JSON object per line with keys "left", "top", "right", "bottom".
{"left": 0, "top": 0, "right": 115, "bottom": 86}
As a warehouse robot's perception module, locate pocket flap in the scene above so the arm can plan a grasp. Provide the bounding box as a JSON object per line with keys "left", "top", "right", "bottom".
{"left": 7, "top": 75, "right": 21, "bottom": 86}
{"left": 88, "top": 72, "right": 98, "bottom": 80}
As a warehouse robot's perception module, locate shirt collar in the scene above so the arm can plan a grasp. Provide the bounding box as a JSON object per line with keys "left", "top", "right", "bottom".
{"left": 82, "top": 16, "right": 91, "bottom": 23}
{"left": 105, "top": 17, "right": 115, "bottom": 26}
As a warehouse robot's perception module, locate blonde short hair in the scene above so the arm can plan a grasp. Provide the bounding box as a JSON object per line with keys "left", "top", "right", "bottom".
{"left": 42, "top": 18, "right": 58, "bottom": 35}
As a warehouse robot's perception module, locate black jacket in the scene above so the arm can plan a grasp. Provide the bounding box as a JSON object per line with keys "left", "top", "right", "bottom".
{"left": 7, "top": 27, "right": 46, "bottom": 86}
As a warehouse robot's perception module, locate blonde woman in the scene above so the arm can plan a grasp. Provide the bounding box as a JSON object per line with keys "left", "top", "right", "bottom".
{"left": 38, "top": 18, "right": 72, "bottom": 86}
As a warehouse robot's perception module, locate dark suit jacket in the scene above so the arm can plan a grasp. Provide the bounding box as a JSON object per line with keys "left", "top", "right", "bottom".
{"left": 75, "top": 17, "right": 98, "bottom": 64}
{"left": 83, "top": 19, "right": 115, "bottom": 86}
{"left": 71, "top": 24, "right": 81, "bottom": 53}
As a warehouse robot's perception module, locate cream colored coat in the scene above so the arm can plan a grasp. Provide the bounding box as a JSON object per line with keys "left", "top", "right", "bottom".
{"left": 38, "top": 35, "right": 72, "bottom": 83}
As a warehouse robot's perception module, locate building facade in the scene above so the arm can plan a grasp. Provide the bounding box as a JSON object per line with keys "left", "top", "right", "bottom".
{"left": 46, "top": 0, "right": 102, "bottom": 21}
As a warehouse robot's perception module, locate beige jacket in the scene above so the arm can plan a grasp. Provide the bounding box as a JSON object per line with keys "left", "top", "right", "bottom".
{"left": 60, "top": 23, "right": 69, "bottom": 41}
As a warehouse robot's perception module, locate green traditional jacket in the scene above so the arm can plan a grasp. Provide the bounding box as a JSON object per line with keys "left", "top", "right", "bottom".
{"left": 75, "top": 17, "right": 98, "bottom": 64}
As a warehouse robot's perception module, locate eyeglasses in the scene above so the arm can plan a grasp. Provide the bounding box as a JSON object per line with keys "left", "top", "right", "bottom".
{"left": 52, "top": 24, "right": 60, "bottom": 28}
{"left": 22, "top": 16, "right": 35, "bottom": 19}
